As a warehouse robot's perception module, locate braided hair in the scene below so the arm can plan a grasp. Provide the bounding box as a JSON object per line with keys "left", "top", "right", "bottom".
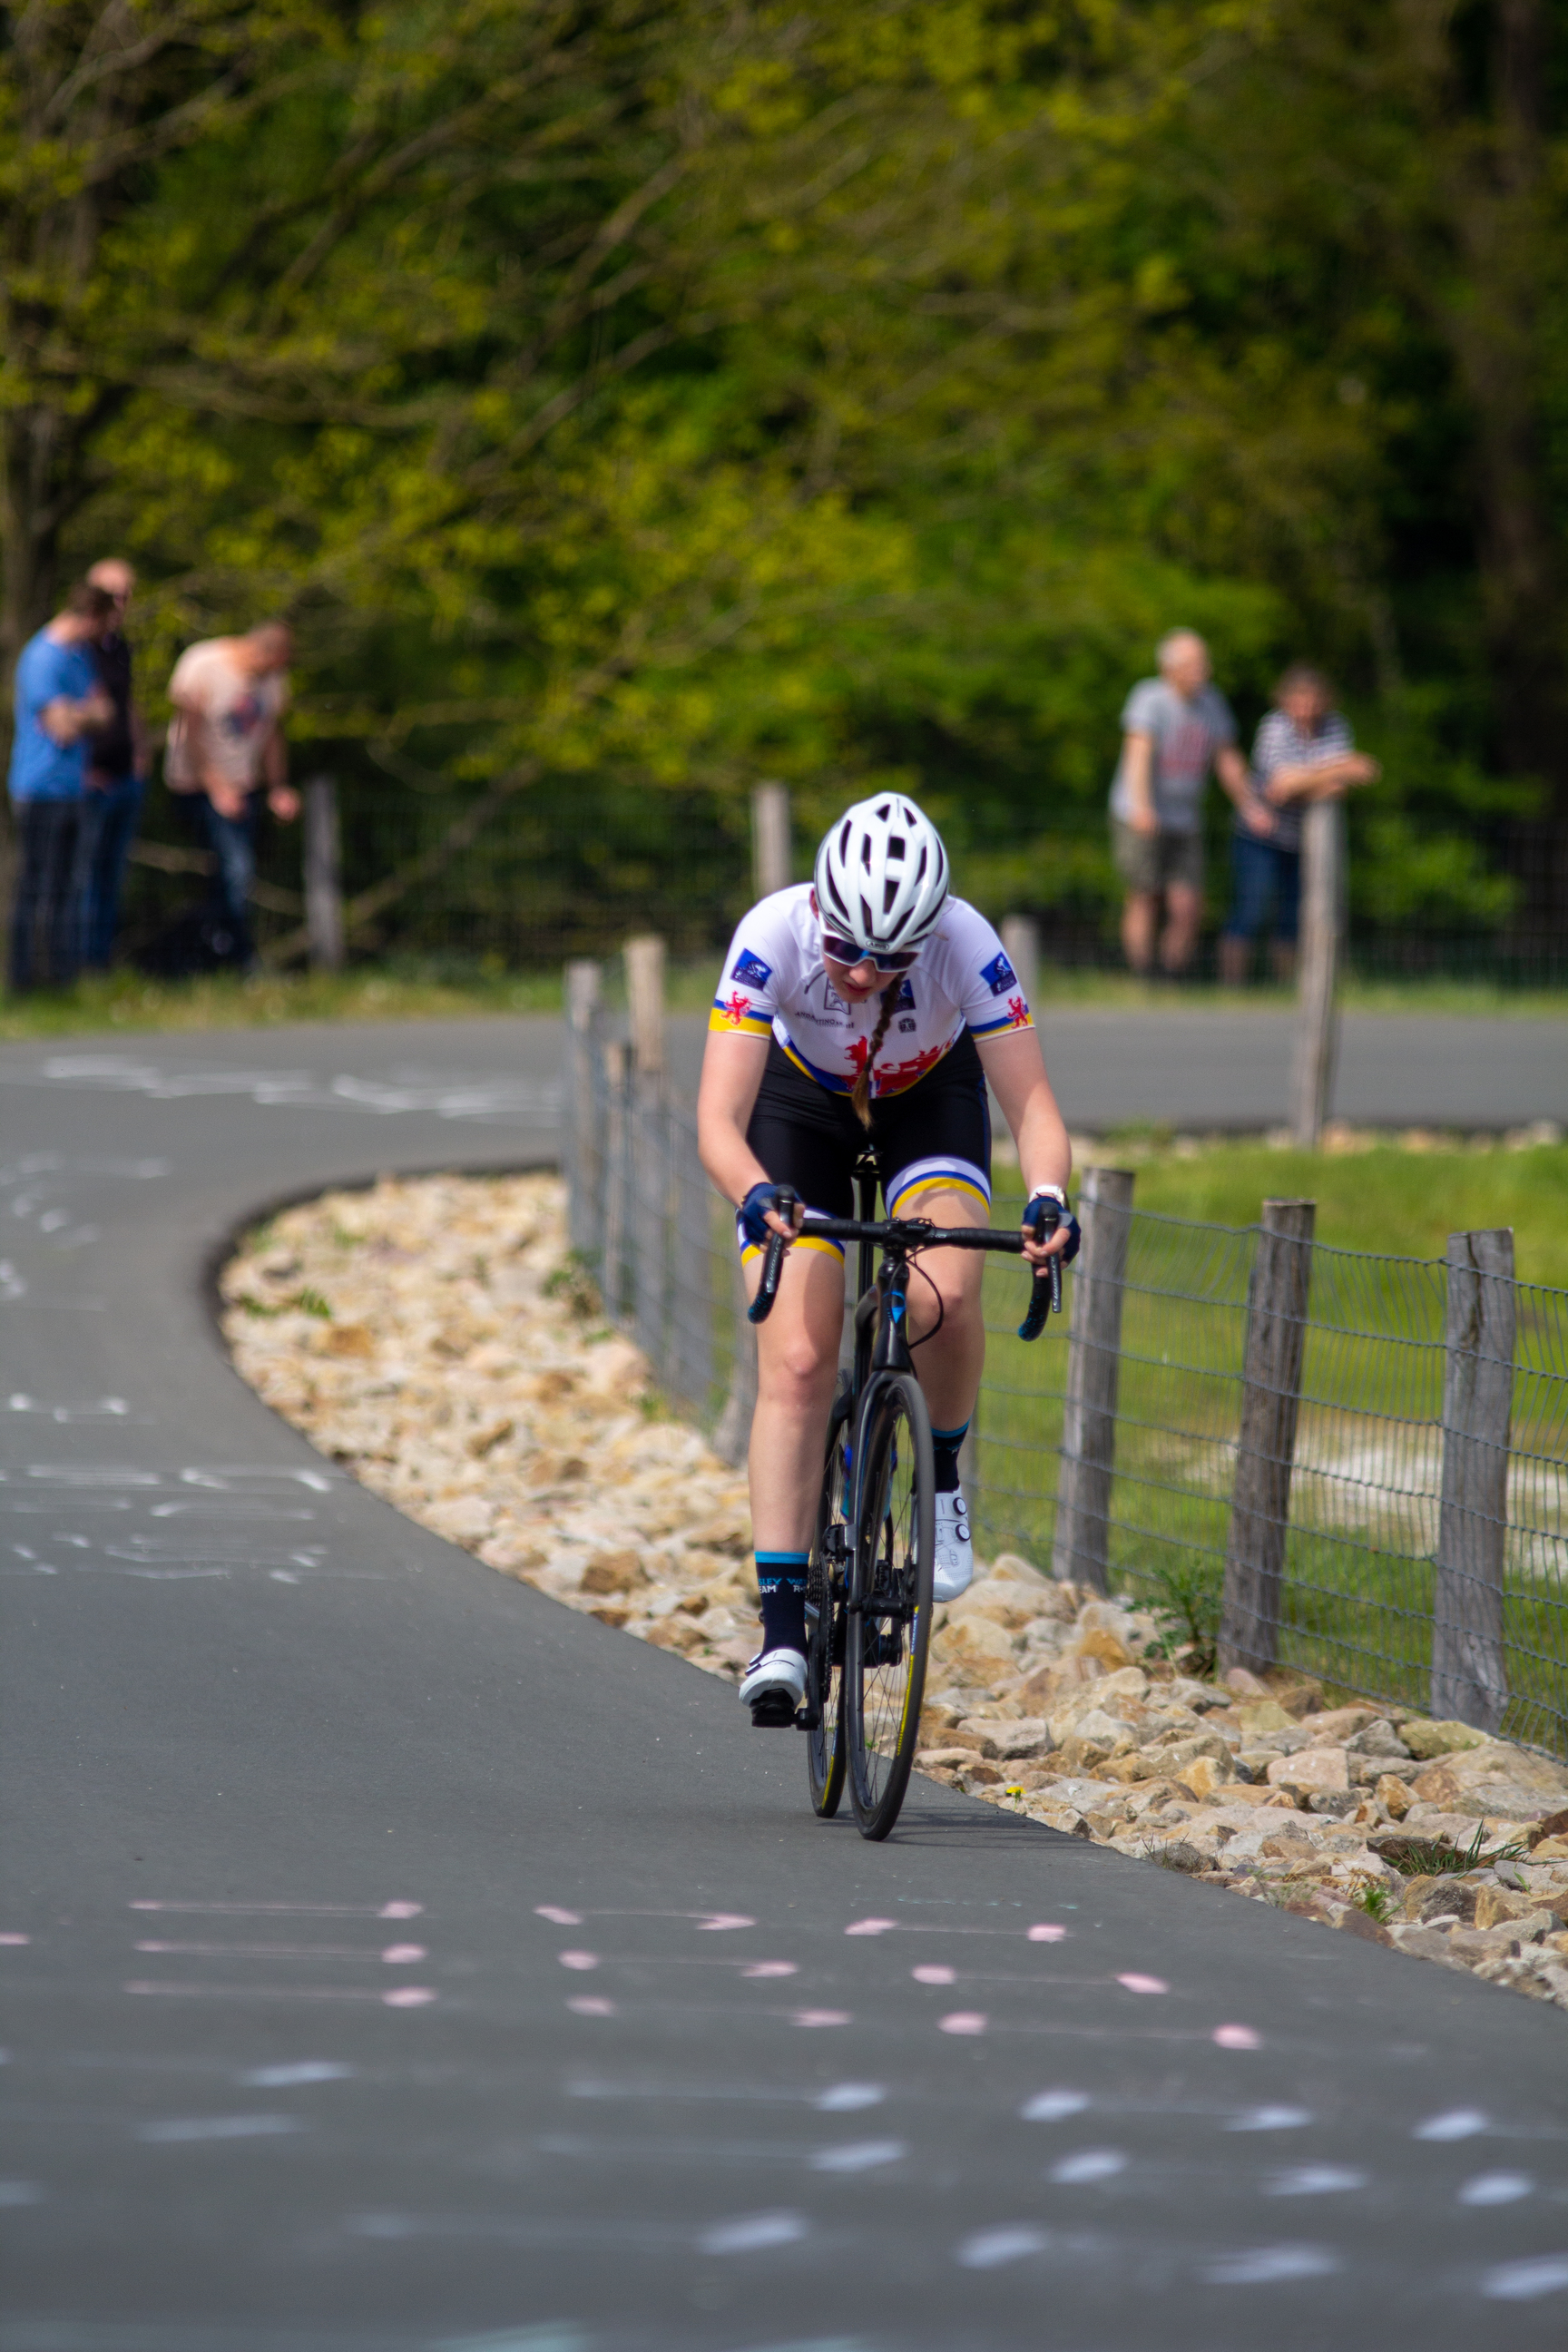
{"left": 848, "top": 977, "right": 905, "bottom": 1129}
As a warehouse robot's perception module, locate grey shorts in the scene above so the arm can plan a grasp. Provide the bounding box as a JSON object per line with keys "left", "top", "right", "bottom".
{"left": 1111, "top": 818, "right": 1203, "bottom": 896}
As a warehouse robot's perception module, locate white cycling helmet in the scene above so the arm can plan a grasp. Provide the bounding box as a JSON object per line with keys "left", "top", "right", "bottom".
{"left": 813, "top": 793, "right": 949, "bottom": 956}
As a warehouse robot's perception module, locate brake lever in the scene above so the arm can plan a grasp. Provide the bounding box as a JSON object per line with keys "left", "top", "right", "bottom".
{"left": 746, "top": 1185, "right": 799, "bottom": 1325}
{"left": 1017, "top": 1198, "right": 1063, "bottom": 1342}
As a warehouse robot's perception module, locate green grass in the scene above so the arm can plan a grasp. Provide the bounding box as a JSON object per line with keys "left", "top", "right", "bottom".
{"left": 1117, "top": 1140, "right": 1568, "bottom": 1290}
{"left": 4, "top": 954, "right": 1566, "bottom": 1043}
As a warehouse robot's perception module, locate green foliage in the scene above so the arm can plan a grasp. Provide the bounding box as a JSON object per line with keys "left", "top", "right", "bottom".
{"left": 5, "top": 0, "right": 1565, "bottom": 949}
{"left": 1139, "top": 1554, "right": 1223, "bottom": 1681}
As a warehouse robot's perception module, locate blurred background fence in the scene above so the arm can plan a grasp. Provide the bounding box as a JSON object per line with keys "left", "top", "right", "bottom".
{"left": 113, "top": 771, "right": 1568, "bottom": 988}
{"left": 564, "top": 956, "right": 1568, "bottom": 1760}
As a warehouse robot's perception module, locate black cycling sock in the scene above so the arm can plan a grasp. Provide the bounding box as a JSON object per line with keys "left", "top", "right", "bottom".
{"left": 931, "top": 1421, "right": 969, "bottom": 1495}
{"left": 755, "top": 1551, "right": 808, "bottom": 1655}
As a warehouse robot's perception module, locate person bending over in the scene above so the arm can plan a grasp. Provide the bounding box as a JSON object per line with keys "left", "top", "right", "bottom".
{"left": 697, "top": 794, "right": 1079, "bottom": 1725}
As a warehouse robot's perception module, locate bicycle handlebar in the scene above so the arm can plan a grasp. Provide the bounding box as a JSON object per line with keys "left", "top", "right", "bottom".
{"left": 745, "top": 1195, "right": 1064, "bottom": 1337}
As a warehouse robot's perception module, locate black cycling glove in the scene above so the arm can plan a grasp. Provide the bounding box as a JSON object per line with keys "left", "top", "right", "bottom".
{"left": 1025, "top": 1187, "right": 1081, "bottom": 1264}
{"left": 740, "top": 1181, "right": 793, "bottom": 1249}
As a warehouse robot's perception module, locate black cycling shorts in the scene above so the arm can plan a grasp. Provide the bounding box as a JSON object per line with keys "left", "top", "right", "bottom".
{"left": 740, "top": 1036, "right": 991, "bottom": 1264}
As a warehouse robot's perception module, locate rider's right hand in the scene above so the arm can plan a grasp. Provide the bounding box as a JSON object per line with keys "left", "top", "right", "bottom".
{"left": 740, "top": 1180, "right": 802, "bottom": 1247}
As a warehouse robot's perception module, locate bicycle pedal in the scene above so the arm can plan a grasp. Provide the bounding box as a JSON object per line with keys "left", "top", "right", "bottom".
{"left": 793, "top": 1704, "right": 821, "bottom": 1730}
{"left": 748, "top": 1690, "right": 799, "bottom": 1729}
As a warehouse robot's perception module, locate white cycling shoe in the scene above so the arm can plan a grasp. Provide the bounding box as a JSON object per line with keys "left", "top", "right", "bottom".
{"left": 740, "top": 1646, "right": 808, "bottom": 1728}
{"left": 933, "top": 1490, "right": 974, "bottom": 1603}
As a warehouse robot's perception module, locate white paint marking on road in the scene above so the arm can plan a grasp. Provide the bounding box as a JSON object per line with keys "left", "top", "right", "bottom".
{"left": 1481, "top": 2256, "right": 1568, "bottom": 2301}
{"left": 813, "top": 2084, "right": 885, "bottom": 2112}
{"left": 125, "top": 1980, "right": 436, "bottom": 2004}
{"left": 240, "top": 2060, "right": 355, "bottom": 2086}
{"left": 137, "top": 2112, "right": 303, "bottom": 2143}
{"left": 697, "top": 2210, "right": 808, "bottom": 2255}
{"left": 1266, "top": 2166, "right": 1367, "bottom": 2196}
{"left": 808, "top": 2140, "right": 906, "bottom": 2173}
{"left": 1459, "top": 2171, "right": 1534, "bottom": 2206}
{"left": 1048, "top": 2149, "right": 1126, "bottom": 2185}
{"left": 132, "top": 1899, "right": 424, "bottom": 1916}
{"left": 956, "top": 2223, "right": 1048, "bottom": 2269}
{"left": 1201, "top": 2244, "right": 1340, "bottom": 2285}
{"left": 1021, "top": 2090, "right": 1092, "bottom": 2122}
{"left": 5, "top": 1054, "right": 559, "bottom": 1126}
{"left": 1227, "top": 2105, "right": 1313, "bottom": 2131}
{"left": 1415, "top": 2107, "right": 1490, "bottom": 2141}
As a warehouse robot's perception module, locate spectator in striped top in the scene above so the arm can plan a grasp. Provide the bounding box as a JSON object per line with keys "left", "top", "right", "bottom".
{"left": 1219, "top": 663, "right": 1379, "bottom": 985}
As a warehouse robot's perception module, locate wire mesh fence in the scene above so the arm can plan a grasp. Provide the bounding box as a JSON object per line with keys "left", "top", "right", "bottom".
{"left": 564, "top": 1009, "right": 1568, "bottom": 1760}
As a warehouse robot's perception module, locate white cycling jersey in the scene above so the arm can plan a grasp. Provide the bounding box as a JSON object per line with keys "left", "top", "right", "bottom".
{"left": 709, "top": 883, "right": 1034, "bottom": 1099}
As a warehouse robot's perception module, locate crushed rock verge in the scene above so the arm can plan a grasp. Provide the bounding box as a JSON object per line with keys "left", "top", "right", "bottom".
{"left": 221, "top": 1170, "right": 1568, "bottom": 2016}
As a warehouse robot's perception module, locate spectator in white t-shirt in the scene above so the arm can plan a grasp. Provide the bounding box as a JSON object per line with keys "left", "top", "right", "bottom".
{"left": 1108, "top": 630, "right": 1256, "bottom": 977}
{"left": 166, "top": 622, "right": 299, "bottom": 969}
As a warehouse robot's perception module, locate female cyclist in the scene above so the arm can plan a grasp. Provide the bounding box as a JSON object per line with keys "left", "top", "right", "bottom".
{"left": 696, "top": 793, "right": 1080, "bottom": 1725}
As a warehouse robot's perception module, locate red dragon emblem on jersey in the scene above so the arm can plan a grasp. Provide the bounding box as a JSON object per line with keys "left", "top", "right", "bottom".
{"left": 1007, "top": 995, "right": 1029, "bottom": 1027}
{"left": 717, "top": 991, "right": 755, "bottom": 1028}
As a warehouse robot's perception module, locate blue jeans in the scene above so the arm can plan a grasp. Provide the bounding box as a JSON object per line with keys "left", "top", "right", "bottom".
{"left": 7, "top": 799, "right": 82, "bottom": 991}
{"left": 198, "top": 796, "right": 258, "bottom": 968}
{"left": 75, "top": 774, "right": 144, "bottom": 969}
{"left": 1222, "top": 830, "right": 1301, "bottom": 944}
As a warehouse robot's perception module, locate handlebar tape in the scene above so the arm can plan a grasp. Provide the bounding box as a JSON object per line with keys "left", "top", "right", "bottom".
{"left": 746, "top": 1185, "right": 799, "bottom": 1325}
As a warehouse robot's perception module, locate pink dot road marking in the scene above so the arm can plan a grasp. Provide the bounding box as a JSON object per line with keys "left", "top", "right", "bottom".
{"left": 695, "top": 1914, "right": 756, "bottom": 1933}
{"left": 912, "top": 1965, "right": 957, "bottom": 1985}
{"left": 379, "top": 1902, "right": 423, "bottom": 1919}
{"left": 567, "top": 1995, "right": 616, "bottom": 2017}
{"left": 1117, "top": 1974, "right": 1169, "bottom": 1996}
{"left": 380, "top": 1945, "right": 426, "bottom": 1965}
{"left": 741, "top": 1962, "right": 799, "bottom": 1979}
{"left": 558, "top": 1951, "right": 600, "bottom": 1972}
{"left": 790, "top": 2010, "right": 851, "bottom": 2029}
{"left": 939, "top": 2013, "right": 988, "bottom": 2036}
{"left": 0, "top": 1935, "right": 30, "bottom": 1946}
{"left": 1214, "top": 2024, "right": 1262, "bottom": 2050}
{"left": 382, "top": 1988, "right": 436, "bottom": 2008}
{"left": 1027, "top": 1925, "right": 1067, "bottom": 1944}
{"left": 845, "top": 1918, "right": 897, "bottom": 1936}
{"left": 535, "top": 1906, "right": 583, "bottom": 1926}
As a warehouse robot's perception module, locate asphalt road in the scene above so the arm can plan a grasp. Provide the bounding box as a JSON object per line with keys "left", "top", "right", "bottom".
{"left": 664, "top": 1005, "right": 1568, "bottom": 1130}
{"left": 3, "top": 1017, "right": 1567, "bottom": 2352}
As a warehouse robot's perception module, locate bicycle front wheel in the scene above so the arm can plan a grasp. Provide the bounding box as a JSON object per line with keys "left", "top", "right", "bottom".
{"left": 846, "top": 1371, "right": 935, "bottom": 1841}
{"left": 805, "top": 1400, "right": 850, "bottom": 1819}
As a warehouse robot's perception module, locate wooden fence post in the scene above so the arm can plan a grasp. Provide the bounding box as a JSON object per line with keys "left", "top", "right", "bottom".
{"left": 751, "top": 781, "right": 791, "bottom": 900}
{"left": 670, "top": 1112, "right": 714, "bottom": 1413}
{"left": 710, "top": 1255, "right": 758, "bottom": 1471}
{"left": 1289, "top": 798, "right": 1341, "bottom": 1146}
{"left": 1000, "top": 914, "right": 1040, "bottom": 1012}
{"left": 1431, "top": 1228, "right": 1514, "bottom": 1730}
{"left": 1051, "top": 1166, "right": 1136, "bottom": 1592}
{"left": 564, "top": 959, "right": 602, "bottom": 1259}
{"left": 303, "top": 776, "right": 345, "bottom": 971}
{"left": 1219, "top": 1199, "right": 1316, "bottom": 1672}
{"left": 601, "top": 1039, "right": 632, "bottom": 1326}
{"left": 624, "top": 934, "right": 665, "bottom": 1082}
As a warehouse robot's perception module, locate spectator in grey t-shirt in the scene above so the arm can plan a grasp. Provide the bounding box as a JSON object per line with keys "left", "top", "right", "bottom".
{"left": 1108, "top": 629, "right": 1255, "bottom": 976}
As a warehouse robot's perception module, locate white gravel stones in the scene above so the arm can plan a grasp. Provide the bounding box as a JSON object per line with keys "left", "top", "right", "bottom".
{"left": 222, "top": 1169, "right": 1568, "bottom": 2016}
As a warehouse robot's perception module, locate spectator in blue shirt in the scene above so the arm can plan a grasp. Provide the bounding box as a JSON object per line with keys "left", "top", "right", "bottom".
{"left": 1218, "top": 665, "right": 1379, "bottom": 985}
{"left": 6, "top": 581, "right": 117, "bottom": 993}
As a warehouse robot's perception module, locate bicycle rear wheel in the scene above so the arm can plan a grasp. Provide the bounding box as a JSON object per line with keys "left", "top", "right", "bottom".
{"left": 846, "top": 1370, "right": 935, "bottom": 1841}
{"left": 805, "top": 1394, "right": 850, "bottom": 1818}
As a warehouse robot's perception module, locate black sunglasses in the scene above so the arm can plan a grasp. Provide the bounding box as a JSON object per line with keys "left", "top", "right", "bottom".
{"left": 821, "top": 936, "right": 919, "bottom": 974}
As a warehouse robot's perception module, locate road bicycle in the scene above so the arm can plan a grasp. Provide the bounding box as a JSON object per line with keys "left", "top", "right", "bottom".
{"left": 748, "top": 1158, "right": 1062, "bottom": 1841}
